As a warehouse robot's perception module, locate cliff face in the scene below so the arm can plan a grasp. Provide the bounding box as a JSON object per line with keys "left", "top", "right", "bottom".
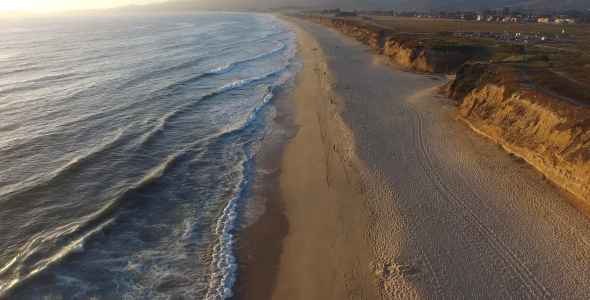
{"left": 302, "top": 16, "right": 384, "bottom": 49}
{"left": 447, "top": 63, "right": 590, "bottom": 203}
{"left": 299, "top": 16, "right": 474, "bottom": 73}
{"left": 384, "top": 34, "right": 474, "bottom": 73}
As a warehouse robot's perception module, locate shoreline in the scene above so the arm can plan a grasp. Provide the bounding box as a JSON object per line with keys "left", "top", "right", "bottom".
{"left": 232, "top": 15, "right": 380, "bottom": 300}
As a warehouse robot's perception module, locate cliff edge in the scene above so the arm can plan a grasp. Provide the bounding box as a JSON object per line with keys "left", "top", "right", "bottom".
{"left": 446, "top": 63, "right": 590, "bottom": 203}
{"left": 302, "top": 16, "right": 385, "bottom": 49}
{"left": 299, "top": 16, "right": 476, "bottom": 73}
{"left": 383, "top": 34, "right": 476, "bottom": 73}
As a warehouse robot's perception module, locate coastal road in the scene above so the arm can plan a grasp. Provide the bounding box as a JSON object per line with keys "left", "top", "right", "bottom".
{"left": 290, "top": 17, "right": 590, "bottom": 299}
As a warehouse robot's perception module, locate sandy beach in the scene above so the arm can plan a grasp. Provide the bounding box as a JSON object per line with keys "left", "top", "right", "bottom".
{"left": 234, "top": 15, "right": 590, "bottom": 300}
{"left": 233, "top": 16, "right": 379, "bottom": 300}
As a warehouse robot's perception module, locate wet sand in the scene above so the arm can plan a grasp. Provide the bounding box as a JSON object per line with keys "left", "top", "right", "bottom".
{"left": 234, "top": 15, "right": 590, "bottom": 300}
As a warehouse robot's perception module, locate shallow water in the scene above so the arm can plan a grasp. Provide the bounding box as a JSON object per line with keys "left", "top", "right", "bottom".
{"left": 0, "top": 12, "right": 299, "bottom": 299}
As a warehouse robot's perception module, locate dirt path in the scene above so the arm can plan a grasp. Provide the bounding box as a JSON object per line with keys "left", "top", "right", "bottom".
{"left": 518, "top": 69, "right": 590, "bottom": 109}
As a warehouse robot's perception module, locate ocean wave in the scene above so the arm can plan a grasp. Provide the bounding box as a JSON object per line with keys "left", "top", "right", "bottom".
{"left": 0, "top": 65, "right": 43, "bottom": 78}
{"left": 217, "top": 67, "right": 291, "bottom": 138}
{"left": 260, "top": 29, "right": 284, "bottom": 40}
{"left": 203, "top": 42, "right": 285, "bottom": 77}
{"left": 0, "top": 217, "right": 114, "bottom": 298}
{"left": 137, "top": 64, "right": 289, "bottom": 148}
{"left": 0, "top": 72, "right": 78, "bottom": 95}
{"left": 137, "top": 114, "right": 172, "bottom": 146}
{"left": 204, "top": 159, "right": 248, "bottom": 300}
{"left": 214, "top": 64, "right": 287, "bottom": 96}
{"left": 0, "top": 128, "right": 127, "bottom": 200}
{"left": 0, "top": 153, "right": 181, "bottom": 297}
{"left": 116, "top": 57, "right": 205, "bottom": 91}
{"left": 203, "top": 74, "right": 291, "bottom": 300}
{"left": 148, "top": 41, "right": 286, "bottom": 101}
{"left": 209, "top": 64, "right": 235, "bottom": 75}
{"left": 220, "top": 87, "right": 277, "bottom": 136}
{"left": 0, "top": 13, "right": 298, "bottom": 299}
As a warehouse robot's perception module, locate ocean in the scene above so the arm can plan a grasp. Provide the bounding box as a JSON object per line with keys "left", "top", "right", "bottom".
{"left": 0, "top": 13, "right": 300, "bottom": 299}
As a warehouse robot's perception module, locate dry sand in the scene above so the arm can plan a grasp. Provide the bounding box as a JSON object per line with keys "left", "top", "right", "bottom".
{"left": 236, "top": 15, "right": 590, "bottom": 300}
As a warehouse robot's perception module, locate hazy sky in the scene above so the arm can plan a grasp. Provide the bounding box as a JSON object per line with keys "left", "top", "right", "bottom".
{"left": 0, "top": 0, "right": 163, "bottom": 12}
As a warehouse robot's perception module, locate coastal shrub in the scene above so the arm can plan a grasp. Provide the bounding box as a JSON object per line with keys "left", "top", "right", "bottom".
{"left": 497, "top": 44, "right": 525, "bottom": 54}
{"left": 527, "top": 54, "right": 550, "bottom": 62}
{"left": 504, "top": 86, "right": 520, "bottom": 98}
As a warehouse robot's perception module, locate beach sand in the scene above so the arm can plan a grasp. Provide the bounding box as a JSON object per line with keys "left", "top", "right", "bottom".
{"left": 234, "top": 15, "right": 590, "bottom": 300}
{"left": 232, "top": 17, "right": 380, "bottom": 300}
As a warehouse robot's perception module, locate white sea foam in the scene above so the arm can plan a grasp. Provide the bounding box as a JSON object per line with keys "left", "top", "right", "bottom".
{"left": 236, "top": 89, "right": 275, "bottom": 132}
{"left": 71, "top": 243, "right": 85, "bottom": 253}
{"left": 210, "top": 64, "right": 235, "bottom": 75}
{"left": 204, "top": 77, "right": 290, "bottom": 300}
{"left": 214, "top": 64, "right": 288, "bottom": 96}
{"left": 204, "top": 164, "right": 246, "bottom": 300}
{"left": 215, "top": 79, "right": 253, "bottom": 95}
{"left": 207, "top": 42, "right": 285, "bottom": 77}
{"left": 261, "top": 30, "right": 284, "bottom": 39}
{"left": 0, "top": 218, "right": 113, "bottom": 297}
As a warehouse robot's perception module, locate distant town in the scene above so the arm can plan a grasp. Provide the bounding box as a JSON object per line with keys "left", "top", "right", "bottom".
{"left": 277, "top": 7, "right": 589, "bottom": 46}
{"left": 286, "top": 7, "right": 590, "bottom": 25}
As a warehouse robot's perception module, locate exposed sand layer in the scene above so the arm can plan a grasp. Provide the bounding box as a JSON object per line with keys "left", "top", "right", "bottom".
{"left": 237, "top": 16, "right": 590, "bottom": 300}
{"left": 445, "top": 63, "right": 590, "bottom": 207}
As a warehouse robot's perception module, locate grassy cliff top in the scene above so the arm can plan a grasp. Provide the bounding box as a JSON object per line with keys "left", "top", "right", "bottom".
{"left": 299, "top": 14, "right": 590, "bottom": 103}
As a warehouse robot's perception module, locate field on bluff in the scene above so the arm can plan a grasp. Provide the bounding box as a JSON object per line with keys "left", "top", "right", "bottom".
{"left": 312, "top": 15, "right": 590, "bottom": 104}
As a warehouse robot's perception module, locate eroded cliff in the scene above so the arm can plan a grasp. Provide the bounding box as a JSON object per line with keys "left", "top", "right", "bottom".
{"left": 384, "top": 34, "right": 475, "bottom": 73}
{"left": 299, "top": 16, "right": 476, "bottom": 73}
{"left": 302, "top": 16, "right": 384, "bottom": 49}
{"left": 447, "top": 63, "right": 590, "bottom": 203}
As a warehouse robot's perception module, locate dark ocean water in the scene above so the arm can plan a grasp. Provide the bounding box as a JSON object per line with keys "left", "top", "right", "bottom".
{"left": 0, "top": 13, "right": 299, "bottom": 299}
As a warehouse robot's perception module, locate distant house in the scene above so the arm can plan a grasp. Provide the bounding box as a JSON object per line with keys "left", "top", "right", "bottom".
{"left": 538, "top": 17, "right": 552, "bottom": 23}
